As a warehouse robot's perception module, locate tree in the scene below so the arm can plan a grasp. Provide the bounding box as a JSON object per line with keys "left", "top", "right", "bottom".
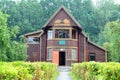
{"left": 0, "top": 11, "right": 27, "bottom": 61}
{"left": 0, "top": 0, "right": 120, "bottom": 44}
{"left": 101, "top": 20, "right": 120, "bottom": 62}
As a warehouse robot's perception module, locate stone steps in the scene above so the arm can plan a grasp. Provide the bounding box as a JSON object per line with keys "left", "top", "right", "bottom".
{"left": 58, "top": 66, "right": 72, "bottom": 72}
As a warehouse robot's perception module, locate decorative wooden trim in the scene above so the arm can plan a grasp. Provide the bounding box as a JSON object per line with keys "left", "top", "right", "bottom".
{"left": 105, "top": 51, "right": 107, "bottom": 62}
{"left": 24, "top": 30, "right": 42, "bottom": 36}
{"left": 52, "top": 27, "right": 73, "bottom": 29}
{"left": 66, "top": 59, "right": 77, "bottom": 61}
{"left": 54, "top": 23, "right": 71, "bottom": 26}
{"left": 47, "top": 46, "right": 77, "bottom": 48}
{"left": 45, "top": 33, "right": 47, "bottom": 61}
{"left": 27, "top": 43, "right": 39, "bottom": 44}
{"left": 47, "top": 59, "right": 52, "bottom": 61}
{"left": 54, "top": 19, "right": 71, "bottom": 26}
{"left": 26, "top": 35, "right": 40, "bottom": 37}
{"left": 84, "top": 37, "right": 86, "bottom": 61}
{"left": 70, "top": 28, "right": 72, "bottom": 39}
{"left": 47, "top": 38, "right": 78, "bottom": 41}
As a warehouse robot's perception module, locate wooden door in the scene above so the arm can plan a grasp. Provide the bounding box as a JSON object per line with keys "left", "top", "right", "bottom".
{"left": 52, "top": 51, "right": 59, "bottom": 66}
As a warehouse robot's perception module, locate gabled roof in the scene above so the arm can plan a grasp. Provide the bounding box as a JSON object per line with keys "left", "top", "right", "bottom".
{"left": 42, "top": 5, "right": 82, "bottom": 30}
{"left": 88, "top": 41, "right": 106, "bottom": 51}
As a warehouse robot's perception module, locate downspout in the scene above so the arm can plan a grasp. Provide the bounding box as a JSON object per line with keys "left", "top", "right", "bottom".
{"left": 39, "top": 30, "right": 44, "bottom": 61}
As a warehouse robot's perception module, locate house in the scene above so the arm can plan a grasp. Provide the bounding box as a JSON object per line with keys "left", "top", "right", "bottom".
{"left": 24, "top": 6, "right": 107, "bottom": 66}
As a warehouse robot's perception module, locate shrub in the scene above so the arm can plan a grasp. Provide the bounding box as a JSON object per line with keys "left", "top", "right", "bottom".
{"left": 0, "top": 61, "right": 58, "bottom": 80}
{"left": 71, "top": 62, "right": 120, "bottom": 80}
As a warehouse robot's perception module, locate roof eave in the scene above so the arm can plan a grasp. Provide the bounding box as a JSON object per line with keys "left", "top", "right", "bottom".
{"left": 24, "top": 30, "right": 42, "bottom": 36}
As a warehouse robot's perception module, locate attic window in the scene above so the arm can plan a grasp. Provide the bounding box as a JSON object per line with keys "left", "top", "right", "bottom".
{"left": 28, "top": 37, "right": 39, "bottom": 43}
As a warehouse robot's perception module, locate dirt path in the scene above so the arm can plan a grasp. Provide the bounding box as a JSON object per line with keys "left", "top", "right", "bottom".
{"left": 57, "top": 66, "right": 73, "bottom": 80}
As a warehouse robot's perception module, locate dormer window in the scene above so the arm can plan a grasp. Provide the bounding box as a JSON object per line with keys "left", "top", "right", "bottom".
{"left": 55, "top": 29, "right": 69, "bottom": 38}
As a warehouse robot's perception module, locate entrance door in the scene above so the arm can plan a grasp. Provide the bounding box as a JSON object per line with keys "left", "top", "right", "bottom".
{"left": 59, "top": 51, "right": 65, "bottom": 66}
{"left": 52, "top": 51, "right": 59, "bottom": 66}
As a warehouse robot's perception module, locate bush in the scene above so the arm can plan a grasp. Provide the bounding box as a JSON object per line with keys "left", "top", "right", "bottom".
{"left": 0, "top": 61, "right": 58, "bottom": 80}
{"left": 71, "top": 62, "right": 120, "bottom": 80}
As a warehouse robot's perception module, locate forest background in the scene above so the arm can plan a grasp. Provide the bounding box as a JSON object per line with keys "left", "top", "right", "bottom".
{"left": 0, "top": 0, "right": 120, "bottom": 62}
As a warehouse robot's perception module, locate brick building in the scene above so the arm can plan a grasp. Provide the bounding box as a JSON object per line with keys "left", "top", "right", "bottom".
{"left": 25, "top": 6, "right": 107, "bottom": 66}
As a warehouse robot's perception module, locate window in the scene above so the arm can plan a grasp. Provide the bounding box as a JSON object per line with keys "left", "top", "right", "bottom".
{"left": 72, "top": 49, "right": 77, "bottom": 60}
{"left": 89, "top": 53, "right": 95, "bottom": 61}
{"left": 28, "top": 37, "right": 39, "bottom": 43}
{"left": 48, "top": 30, "right": 53, "bottom": 39}
{"left": 55, "top": 29, "right": 69, "bottom": 38}
{"left": 72, "top": 30, "right": 77, "bottom": 39}
{"left": 47, "top": 48, "right": 52, "bottom": 59}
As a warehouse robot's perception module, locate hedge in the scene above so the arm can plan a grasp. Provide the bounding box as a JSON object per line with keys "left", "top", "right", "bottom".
{"left": 0, "top": 61, "right": 58, "bottom": 80}
{"left": 71, "top": 62, "right": 120, "bottom": 80}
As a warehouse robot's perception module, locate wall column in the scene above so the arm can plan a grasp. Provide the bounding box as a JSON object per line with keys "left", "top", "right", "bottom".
{"left": 69, "top": 28, "right": 72, "bottom": 39}
{"left": 86, "top": 38, "right": 89, "bottom": 61}
{"left": 53, "top": 29, "right": 55, "bottom": 38}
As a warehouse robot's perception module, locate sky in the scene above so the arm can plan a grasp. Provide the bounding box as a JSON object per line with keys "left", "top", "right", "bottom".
{"left": 115, "top": 0, "right": 120, "bottom": 4}
{"left": 92, "top": 0, "right": 120, "bottom": 4}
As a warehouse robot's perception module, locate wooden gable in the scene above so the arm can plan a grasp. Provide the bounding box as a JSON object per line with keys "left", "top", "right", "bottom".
{"left": 42, "top": 6, "right": 82, "bottom": 30}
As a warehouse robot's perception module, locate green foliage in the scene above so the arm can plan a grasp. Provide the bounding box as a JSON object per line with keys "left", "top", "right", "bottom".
{"left": 0, "top": 11, "right": 27, "bottom": 61}
{"left": 0, "top": 0, "right": 120, "bottom": 43}
{"left": 0, "top": 61, "right": 58, "bottom": 80}
{"left": 0, "top": 11, "right": 10, "bottom": 50}
{"left": 99, "top": 20, "right": 120, "bottom": 62}
{"left": 0, "top": 0, "right": 120, "bottom": 61}
{"left": 71, "top": 62, "right": 120, "bottom": 80}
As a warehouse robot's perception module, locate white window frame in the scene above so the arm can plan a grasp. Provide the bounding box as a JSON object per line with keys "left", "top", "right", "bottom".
{"left": 71, "top": 48, "right": 77, "bottom": 60}
{"left": 47, "top": 48, "right": 52, "bottom": 60}
{"left": 48, "top": 30, "right": 53, "bottom": 39}
{"left": 28, "top": 37, "right": 39, "bottom": 43}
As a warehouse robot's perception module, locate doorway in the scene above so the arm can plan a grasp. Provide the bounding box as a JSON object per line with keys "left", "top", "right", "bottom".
{"left": 59, "top": 51, "right": 65, "bottom": 66}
